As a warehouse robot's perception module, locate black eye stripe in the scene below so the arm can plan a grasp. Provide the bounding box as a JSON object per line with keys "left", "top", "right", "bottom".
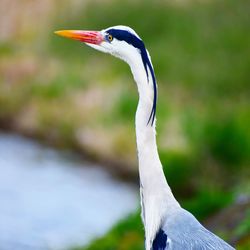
{"left": 107, "top": 29, "right": 144, "bottom": 50}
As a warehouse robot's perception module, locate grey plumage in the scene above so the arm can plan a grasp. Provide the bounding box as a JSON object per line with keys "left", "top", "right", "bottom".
{"left": 158, "top": 208, "right": 235, "bottom": 250}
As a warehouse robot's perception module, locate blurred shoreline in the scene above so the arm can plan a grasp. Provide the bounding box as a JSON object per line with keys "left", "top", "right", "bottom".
{"left": 0, "top": 121, "right": 138, "bottom": 182}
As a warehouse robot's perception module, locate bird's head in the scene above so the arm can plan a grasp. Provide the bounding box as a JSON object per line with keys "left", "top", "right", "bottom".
{"left": 55, "top": 25, "right": 145, "bottom": 64}
{"left": 55, "top": 25, "right": 157, "bottom": 125}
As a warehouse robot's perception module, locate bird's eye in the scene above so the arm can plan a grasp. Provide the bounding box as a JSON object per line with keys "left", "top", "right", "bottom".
{"left": 107, "top": 34, "right": 113, "bottom": 42}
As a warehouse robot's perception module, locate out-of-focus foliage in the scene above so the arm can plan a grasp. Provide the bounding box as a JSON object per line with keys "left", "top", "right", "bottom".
{"left": 0, "top": 0, "right": 249, "bottom": 249}
{"left": 73, "top": 212, "right": 144, "bottom": 250}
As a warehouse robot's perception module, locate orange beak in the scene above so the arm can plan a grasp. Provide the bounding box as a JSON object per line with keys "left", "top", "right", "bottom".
{"left": 54, "top": 30, "right": 104, "bottom": 45}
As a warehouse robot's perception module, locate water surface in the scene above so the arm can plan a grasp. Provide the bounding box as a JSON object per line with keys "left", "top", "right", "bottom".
{"left": 0, "top": 133, "right": 138, "bottom": 250}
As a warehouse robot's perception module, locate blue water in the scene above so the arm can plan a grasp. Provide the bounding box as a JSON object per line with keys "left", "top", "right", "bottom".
{"left": 0, "top": 133, "right": 138, "bottom": 250}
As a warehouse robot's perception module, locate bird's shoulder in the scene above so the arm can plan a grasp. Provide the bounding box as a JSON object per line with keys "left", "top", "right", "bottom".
{"left": 152, "top": 208, "right": 235, "bottom": 250}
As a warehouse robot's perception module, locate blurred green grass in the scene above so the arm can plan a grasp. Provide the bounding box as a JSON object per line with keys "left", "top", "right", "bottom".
{"left": 0, "top": 0, "right": 249, "bottom": 249}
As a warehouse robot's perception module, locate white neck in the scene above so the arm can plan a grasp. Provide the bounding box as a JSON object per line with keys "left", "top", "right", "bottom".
{"left": 128, "top": 52, "right": 180, "bottom": 250}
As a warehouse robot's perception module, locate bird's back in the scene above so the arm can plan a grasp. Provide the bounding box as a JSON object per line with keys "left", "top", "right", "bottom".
{"left": 153, "top": 208, "right": 235, "bottom": 250}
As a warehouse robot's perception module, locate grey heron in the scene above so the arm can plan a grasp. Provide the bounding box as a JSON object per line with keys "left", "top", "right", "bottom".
{"left": 55, "top": 26, "right": 235, "bottom": 250}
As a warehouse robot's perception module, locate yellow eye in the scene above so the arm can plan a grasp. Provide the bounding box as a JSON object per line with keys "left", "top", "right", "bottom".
{"left": 108, "top": 34, "right": 113, "bottom": 42}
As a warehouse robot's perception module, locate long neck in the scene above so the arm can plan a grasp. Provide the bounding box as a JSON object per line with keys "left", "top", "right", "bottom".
{"left": 128, "top": 52, "right": 179, "bottom": 250}
{"left": 129, "top": 53, "right": 177, "bottom": 202}
{"left": 132, "top": 61, "right": 166, "bottom": 190}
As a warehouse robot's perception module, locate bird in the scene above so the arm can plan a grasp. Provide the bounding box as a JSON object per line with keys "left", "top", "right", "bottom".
{"left": 55, "top": 25, "right": 235, "bottom": 250}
